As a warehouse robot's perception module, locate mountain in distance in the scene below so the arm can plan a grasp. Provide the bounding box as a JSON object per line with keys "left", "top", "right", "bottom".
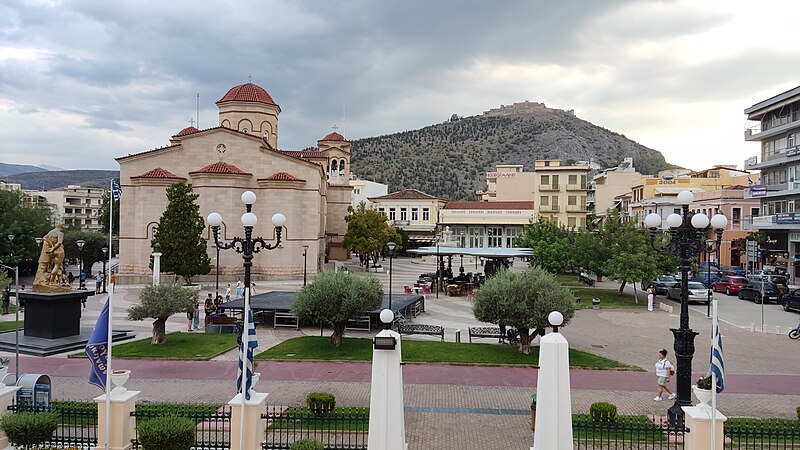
{"left": 350, "top": 102, "right": 678, "bottom": 200}
{"left": 37, "top": 164, "right": 63, "bottom": 171}
{"left": 0, "top": 162, "right": 49, "bottom": 177}
{"left": 6, "top": 170, "right": 119, "bottom": 191}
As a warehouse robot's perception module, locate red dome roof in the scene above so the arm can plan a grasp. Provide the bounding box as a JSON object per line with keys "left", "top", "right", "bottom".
{"left": 175, "top": 126, "right": 199, "bottom": 136}
{"left": 216, "top": 82, "right": 278, "bottom": 106}
{"left": 321, "top": 131, "right": 346, "bottom": 141}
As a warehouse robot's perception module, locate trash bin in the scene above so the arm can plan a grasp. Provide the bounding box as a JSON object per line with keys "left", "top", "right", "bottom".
{"left": 592, "top": 298, "right": 601, "bottom": 310}
{"left": 16, "top": 374, "right": 51, "bottom": 411}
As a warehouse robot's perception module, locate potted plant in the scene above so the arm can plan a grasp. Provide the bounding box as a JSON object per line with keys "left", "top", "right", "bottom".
{"left": 693, "top": 374, "right": 713, "bottom": 406}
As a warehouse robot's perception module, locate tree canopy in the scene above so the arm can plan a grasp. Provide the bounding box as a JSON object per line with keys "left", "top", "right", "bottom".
{"left": 97, "top": 191, "right": 120, "bottom": 236}
{"left": 516, "top": 219, "right": 574, "bottom": 273}
{"left": 63, "top": 231, "right": 108, "bottom": 277}
{"left": 473, "top": 267, "right": 575, "bottom": 354}
{"left": 128, "top": 282, "right": 198, "bottom": 344}
{"left": 151, "top": 183, "right": 211, "bottom": 283}
{"left": 343, "top": 203, "right": 402, "bottom": 265}
{"left": 292, "top": 271, "right": 383, "bottom": 347}
{"left": 0, "top": 190, "right": 54, "bottom": 273}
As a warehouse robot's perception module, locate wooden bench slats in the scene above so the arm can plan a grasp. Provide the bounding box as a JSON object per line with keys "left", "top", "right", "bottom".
{"left": 398, "top": 324, "right": 444, "bottom": 341}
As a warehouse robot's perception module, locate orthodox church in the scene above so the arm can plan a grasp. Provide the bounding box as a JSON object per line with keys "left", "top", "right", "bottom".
{"left": 116, "top": 81, "right": 353, "bottom": 281}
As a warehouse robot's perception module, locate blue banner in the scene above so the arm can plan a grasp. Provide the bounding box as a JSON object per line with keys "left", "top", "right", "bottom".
{"left": 85, "top": 300, "right": 110, "bottom": 391}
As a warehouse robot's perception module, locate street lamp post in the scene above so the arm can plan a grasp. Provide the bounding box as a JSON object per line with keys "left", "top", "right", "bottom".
{"left": 434, "top": 235, "right": 441, "bottom": 299}
{"left": 705, "top": 240, "right": 713, "bottom": 317}
{"left": 76, "top": 239, "right": 86, "bottom": 289}
{"left": 644, "top": 190, "right": 727, "bottom": 427}
{"left": 302, "top": 245, "right": 309, "bottom": 286}
{"left": 3, "top": 234, "right": 20, "bottom": 382}
{"left": 215, "top": 242, "right": 221, "bottom": 301}
{"left": 386, "top": 242, "right": 396, "bottom": 311}
{"left": 101, "top": 246, "right": 108, "bottom": 293}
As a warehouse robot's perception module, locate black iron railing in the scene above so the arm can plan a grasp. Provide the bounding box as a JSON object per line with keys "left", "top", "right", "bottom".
{"left": 262, "top": 405, "right": 368, "bottom": 449}
{"left": 573, "top": 415, "right": 686, "bottom": 449}
{"left": 724, "top": 418, "right": 800, "bottom": 449}
{"left": 8, "top": 400, "right": 98, "bottom": 448}
{"left": 130, "top": 403, "right": 231, "bottom": 450}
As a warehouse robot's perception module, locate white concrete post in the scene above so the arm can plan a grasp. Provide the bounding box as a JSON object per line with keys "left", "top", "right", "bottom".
{"left": 228, "top": 392, "right": 268, "bottom": 450}
{"left": 0, "top": 384, "right": 21, "bottom": 449}
{"left": 152, "top": 252, "right": 162, "bottom": 285}
{"left": 682, "top": 406, "right": 727, "bottom": 450}
{"left": 532, "top": 312, "right": 573, "bottom": 450}
{"left": 95, "top": 389, "right": 140, "bottom": 450}
{"left": 367, "top": 310, "right": 407, "bottom": 450}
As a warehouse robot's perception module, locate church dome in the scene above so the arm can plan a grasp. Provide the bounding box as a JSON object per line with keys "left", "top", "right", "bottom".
{"left": 321, "top": 131, "right": 346, "bottom": 141}
{"left": 175, "top": 126, "right": 199, "bottom": 136}
{"left": 216, "top": 82, "right": 278, "bottom": 107}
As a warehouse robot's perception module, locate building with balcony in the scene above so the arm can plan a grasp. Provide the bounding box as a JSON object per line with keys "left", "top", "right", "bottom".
{"left": 439, "top": 201, "right": 535, "bottom": 248}
{"left": 349, "top": 176, "right": 387, "bottom": 208}
{"left": 370, "top": 189, "right": 447, "bottom": 247}
{"left": 588, "top": 157, "right": 642, "bottom": 222}
{"left": 532, "top": 160, "right": 590, "bottom": 229}
{"left": 743, "top": 85, "right": 800, "bottom": 281}
{"left": 476, "top": 164, "right": 535, "bottom": 202}
{"left": 33, "top": 185, "right": 106, "bottom": 231}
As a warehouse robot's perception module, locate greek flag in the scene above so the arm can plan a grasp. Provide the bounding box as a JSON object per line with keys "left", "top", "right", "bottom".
{"left": 85, "top": 300, "right": 110, "bottom": 391}
{"left": 112, "top": 181, "right": 123, "bottom": 201}
{"left": 710, "top": 312, "right": 725, "bottom": 394}
{"left": 748, "top": 177, "right": 753, "bottom": 187}
{"left": 236, "top": 307, "right": 258, "bottom": 400}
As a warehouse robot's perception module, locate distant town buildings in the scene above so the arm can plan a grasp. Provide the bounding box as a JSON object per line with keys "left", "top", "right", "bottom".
{"left": 439, "top": 201, "right": 534, "bottom": 248}
{"left": 350, "top": 176, "right": 388, "bottom": 209}
{"left": 370, "top": 189, "right": 446, "bottom": 248}
{"left": 588, "top": 157, "right": 642, "bottom": 222}
{"left": 30, "top": 185, "right": 106, "bottom": 231}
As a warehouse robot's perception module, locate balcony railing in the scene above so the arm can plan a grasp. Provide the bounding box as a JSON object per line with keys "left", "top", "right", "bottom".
{"left": 566, "top": 205, "right": 587, "bottom": 213}
{"left": 539, "top": 205, "right": 560, "bottom": 213}
{"left": 566, "top": 184, "right": 589, "bottom": 191}
{"left": 539, "top": 184, "right": 560, "bottom": 191}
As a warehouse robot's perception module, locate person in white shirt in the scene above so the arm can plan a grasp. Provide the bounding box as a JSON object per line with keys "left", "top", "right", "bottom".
{"left": 654, "top": 349, "right": 676, "bottom": 401}
{"left": 225, "top": 284, "right": 232, "bottom": 302}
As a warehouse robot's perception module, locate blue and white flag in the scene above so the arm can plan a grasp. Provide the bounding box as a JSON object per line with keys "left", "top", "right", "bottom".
{"left": 112, "top": 181, "right": 123, "bottom": 201}
{"left": 710, "top": 312, "right": 725, "bottom": 394}
{"left": 236, "top": 307, "right": 258, "bottom": 400}
{"left": 748, "top": 177, "right": 753, "bottom": 187}
{"left": 86, "top": 300, "right": 110, "bottom": 391}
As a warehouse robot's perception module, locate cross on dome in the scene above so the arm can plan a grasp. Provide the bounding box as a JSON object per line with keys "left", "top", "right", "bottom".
{"left": 332, "top": 124, "right": 339, "bottom": 131}
{"left": 189, "top": 118, "right": 195, "bottom": 127}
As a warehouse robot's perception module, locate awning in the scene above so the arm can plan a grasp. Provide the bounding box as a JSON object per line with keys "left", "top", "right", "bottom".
{"left": 408, "top": 246, "right": 534, "bottom": 259}
{"left": 408, "top": 235, "right": 434, "bottom": 241}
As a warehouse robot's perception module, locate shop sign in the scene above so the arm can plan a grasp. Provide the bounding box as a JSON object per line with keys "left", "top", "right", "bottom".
{"left": 750, "top": 183, "right": 767, "bottom": 197}
{"left": 777, "top": 212, "right": 800, "bottom": 224}
{"left": 790, "top": 232, "right": 800, "bottom": 242}
{"left": 487, "top": 172, "right": 517, "bottom": 179}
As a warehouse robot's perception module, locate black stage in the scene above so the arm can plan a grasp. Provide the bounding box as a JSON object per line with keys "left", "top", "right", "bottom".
{"left": 0, "top": 328, "right": 136, "bottom": 357}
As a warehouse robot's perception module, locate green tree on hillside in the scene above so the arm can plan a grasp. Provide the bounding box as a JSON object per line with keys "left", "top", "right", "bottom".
{"left": 473, "top": 267, "right": 575, "bottom": 354}
{"left": 151, "top": 183, "right": 210, "bottom": 284}
{"left": 343, "top": 203, "right": 402, "bottom": 267}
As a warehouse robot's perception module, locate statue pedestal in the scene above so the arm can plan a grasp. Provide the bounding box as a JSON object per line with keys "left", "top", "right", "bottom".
{"left": 19, "top": 290, "right": 91, "bottom": 339}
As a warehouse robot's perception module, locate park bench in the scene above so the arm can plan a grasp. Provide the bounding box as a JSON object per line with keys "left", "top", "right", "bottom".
{"left": 468, "top": 326, "right": 519, "bottom": 345}
{"left": 273, "top": 312, "right": 299, "bottom": 329}
{"left": 204, "top": 315, "right": 242, "bottom": 334}
{"left": 398, "top": 323, "right": 444, "bottom": 341}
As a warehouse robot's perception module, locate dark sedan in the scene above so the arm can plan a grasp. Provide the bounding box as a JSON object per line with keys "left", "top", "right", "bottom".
{"left": 651, "top": 276, "right": 676, "bottom": 295}
{"left": 712, "top": 276, "right": 749, "bottom": 296}
{"left": 783, "top": 289, "right": 800, "bottom": 312}
{"left": 738, "top": 281, "right": 782, "bottom": 304}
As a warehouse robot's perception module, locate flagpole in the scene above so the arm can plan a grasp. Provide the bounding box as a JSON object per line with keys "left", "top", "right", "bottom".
{"left": 711, "top": 299, "right": 718, "bottom": 450}
{"left": 105, "top": 179, "right": 114, "bottom": 450}
{"left": 239, "top": 287, "right": 250, "bottom": 450}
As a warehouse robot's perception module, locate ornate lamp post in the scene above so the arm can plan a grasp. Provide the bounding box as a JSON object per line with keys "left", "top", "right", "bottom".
{"left": 214, "top": 241, "right": 221, "bottom": 301}
{"left": 644, "top": 190, "right": 727, "bottom": 427}
{"left": 76, "top": 239, "right": 86, "bottom": 289}
{"left": 101, "top": 246, "right": 108, "bottom": 293}
{"left": 386, "top": 241, "right": 396, "bottom": 311}
{"left": 302, "top": 245, "right": 309, "bottom": 286}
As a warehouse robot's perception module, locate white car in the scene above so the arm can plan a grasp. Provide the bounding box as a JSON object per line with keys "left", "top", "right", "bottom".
{"left": 665, "top": 282, "right": 711, "bottom": 304}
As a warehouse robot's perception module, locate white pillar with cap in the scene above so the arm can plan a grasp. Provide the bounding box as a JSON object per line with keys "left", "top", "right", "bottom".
{"left": 367, "top": 309, "right": 407, "bottom": 450}
{"left": 532, "top": 311, "right": 573, "bottom": 450}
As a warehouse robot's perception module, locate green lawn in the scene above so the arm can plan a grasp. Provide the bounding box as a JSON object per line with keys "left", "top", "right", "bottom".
{"left": 94, "top": 332, "right": 237, "bottom": 360}
{"left": 256, "top": 336, "right": 630, "bottom": 369}
{"left": 0, "top": 321, "right": 23, "bottom": 332}
{"left": 571, "top": 288, "right": 647, "bottom": 309}
{"left": 555, "top": 273, "right": 585, "bottom": 287}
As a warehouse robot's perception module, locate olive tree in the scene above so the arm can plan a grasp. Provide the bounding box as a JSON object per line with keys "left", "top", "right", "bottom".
{"left": 473, "top": 266, "right": 575, "bottom": 354}
{"left": 128, "top": 282, "right": 198, "bottom": 344}
{"left": 292, "top": 271, "right": 383, "bottom": 347}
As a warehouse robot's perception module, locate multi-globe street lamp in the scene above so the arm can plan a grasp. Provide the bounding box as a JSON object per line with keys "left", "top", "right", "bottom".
{"left": 386, "top": 241, "right": 397, "bottom": 311}
{"left": 644, "top": 190, "right": 727, "bottom": 426}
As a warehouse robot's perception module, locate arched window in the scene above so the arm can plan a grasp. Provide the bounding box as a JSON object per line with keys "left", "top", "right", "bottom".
{"left": 221, "top": 119, "right": 231, "bottom": 128}
{"left": 237, "top": 119, "right": 253, "bottom": 133}
{"left": 339, "top": 159, "right": 346, "bottom": 176}
{"left": 331, "top": 160, "right": 338, "bottom": 172}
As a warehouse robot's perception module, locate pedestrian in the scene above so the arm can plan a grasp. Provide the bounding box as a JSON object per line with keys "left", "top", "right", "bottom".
{"left": 18, "top": 285, "right": 24, "bottom": 312}
{"left": 250, "top": 282, "right": 256, "bottom": 295}
{"left": 225, "top": 283, "right": 231, "bottom": 302}
{"left": 2, "top": 287, "right": 9, "bottom": 315}
{"left": 80, "top": 271, "right": 86, "bottom": 290}
{"left": 95, "top": 272, "right": 103, "bottom": 294}
{"left": 647, "top": 285, "right": 654, "bottom": 312}
{"left": 654, "top": 349, "right": 676, "bottom": 401}
{"left": 186, "top": 308, "right": 194, "bottom": 332}
{"left": 204, "top": 294, "right": 216, "bottom": 317}
{"left": 67, "top": 272, "right": 75, "bottom": 285}
{"left": 235, "top": 279, "right": 243, "bottom": 299}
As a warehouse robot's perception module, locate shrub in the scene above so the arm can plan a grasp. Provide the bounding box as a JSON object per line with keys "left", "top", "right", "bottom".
{"left": 696, "top": 374, "right": 713, "bottom": 390}
{"left": 290, "top": 439, "right": 325, "bottom": 450}
{"left": 137, "top": 417, "right": 195, "bottom": 450}
{"left": 0, "top": 412, "right": 58, "bottom": 448}
{"left": 589, "top": 402, "right": 617, "bottom": 423}
{"left": 306, "top": 392, "right": 336, "bottom": 415}
{"left": 796, "top": 405, "right": 800, "bottom": 420}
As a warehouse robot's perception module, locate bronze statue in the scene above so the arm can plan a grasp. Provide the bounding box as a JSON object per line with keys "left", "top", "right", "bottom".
{"left": 33, "top": 224, "right": 70, "bottom": 293}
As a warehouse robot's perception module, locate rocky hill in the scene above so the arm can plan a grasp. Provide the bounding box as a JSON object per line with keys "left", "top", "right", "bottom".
{"left": 6, "top": 170, "right": 119, "bottom": 191}
{"left": 0, "top": 162, "right": 48, "bottom": 177}
{"left": 350, "top": 104, "right": 676, "bottom": 200}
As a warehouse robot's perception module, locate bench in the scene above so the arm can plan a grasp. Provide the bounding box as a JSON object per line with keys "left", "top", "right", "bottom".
{"left": 398, "top": 324, "right": 444, "bottom": 341}
{"left": 468, "top": 327, "right": 519, "bottom": 344}
{"left": 274, "top": 312, "right": 299, "bottom": 329}
{"left": 346, "top": 314, "right": 371, "bottom": 332}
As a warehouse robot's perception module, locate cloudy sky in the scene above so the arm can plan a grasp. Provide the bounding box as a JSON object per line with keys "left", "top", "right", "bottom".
{"left": 1, "top": 0, "right": 798, "bottom": 171}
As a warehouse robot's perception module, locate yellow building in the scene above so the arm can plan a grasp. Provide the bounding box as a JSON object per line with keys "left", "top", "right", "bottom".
{"left": 532, "top": 160, "right": 591, "bottom": 229}
{"left": 370, "top": 189, "right": 447, "bottom": 247}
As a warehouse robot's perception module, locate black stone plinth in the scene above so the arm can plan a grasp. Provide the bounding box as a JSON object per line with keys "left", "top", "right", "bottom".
{"left": 18, "top": 290, "right": 91, "bottom": 339}
{"left": 0, "top": 328, "right": 135, "bottom": 357}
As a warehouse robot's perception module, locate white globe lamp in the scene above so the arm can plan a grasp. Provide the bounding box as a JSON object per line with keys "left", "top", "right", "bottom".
{"left": 691, "top": 213, "right": 709, "bottom": 229}
{"left": 241, "top": 191, "right": 257, "bottom": 205}
{"left": 710, "top": 214, "right": 728, "bottom": 230}
{"left": 666, "top": 213, "right": 683, "bottom": 228}
{"left": 241, "top": 212, "right": 257, "bottom": 227}
{"left": 644, "top": 213, "right": 662, "bottom": 228}
{"left": 206, "top": 212, "right": 222, "bottom": 227}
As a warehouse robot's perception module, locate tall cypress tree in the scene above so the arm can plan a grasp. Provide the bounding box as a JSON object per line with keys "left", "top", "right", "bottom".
{"left": 152, "top": 182, "right": 210, "bottom": 284}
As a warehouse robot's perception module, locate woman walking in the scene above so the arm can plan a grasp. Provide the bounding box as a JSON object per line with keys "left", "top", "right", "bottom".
{"left": 647, "top": 285, "right": 654, "bottom": 312}
{"left": 654, "top": 349, "right": 676, "bottom": 401}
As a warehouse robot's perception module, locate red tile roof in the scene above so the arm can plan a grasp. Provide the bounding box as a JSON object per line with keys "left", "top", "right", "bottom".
{"left": 320, "top": 131, "right": 347, "bottom": 141}
{"left": 189, "top": 161, "right": 252, "bottom": 176}
{"left": 370, "top": 189, "right": 438, "bottom": 200}
{"left": 258, "top": 172, "right": 305, "bottom": 182}
{"left": 216, "top": 82, "right": 278, "bottom": 107}
{"left": 444, "top": 201, "right": 535, "bottom": 210}
{"left": 116, "top": 144, "right": 181, "bottom": 161}
{"left": 131, "top": 167, "right": 186, "bottom": 180}
{"left": 279, "top": 150, "right": 327, "bottom": 159}
{"left": 175, "top": 126, "right": 199, "bottom": 136}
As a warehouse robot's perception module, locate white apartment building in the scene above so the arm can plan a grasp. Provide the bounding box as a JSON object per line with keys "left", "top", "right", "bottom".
{"left": 350, "top": 177, "right": 388, "bottom": 209}
{"left": 32, "top": 185, "right": 106, "bottom": 231}
{"left": 439, "top": 201, "right": 535, "bottom": 248}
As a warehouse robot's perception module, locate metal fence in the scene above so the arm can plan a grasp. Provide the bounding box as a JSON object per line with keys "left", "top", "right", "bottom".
{"left": 262, "top": 405, "right": 368, "bottom": 449}
{"left": 724, "top": 418, "right": 800, "bottom": 449}
{"left": 7, "top": 400, "right": 98, "bottom": 449}
{"left": 573, "top": 415, "right": 686, "bottom": 449}
{"left": 130, "top": 403, "right": 231, "bottom": 450}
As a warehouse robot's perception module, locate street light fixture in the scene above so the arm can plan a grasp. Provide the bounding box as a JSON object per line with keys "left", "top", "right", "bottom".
{"left": 101, "top": 246, "right": 108, "bottom": 293}
{"left": 2, "top": 234, "right": 19, "bottom": 382}
{"left": 386, "top": 241, "right": 397, "bottom": 311}
{"left": 302, "top": 245, "right": 309, "bottom": 286}
{"left": 76, "top": 239, "right": 86, "bottom": 289}
{"left": 644, "top": 190, "right": 727, "bottom": 427}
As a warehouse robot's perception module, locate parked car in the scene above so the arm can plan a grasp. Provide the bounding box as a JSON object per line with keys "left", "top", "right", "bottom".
{"left": 721, "top": 265, "right": 745, "bottom": 276}
{"left": 665, "top": 281, "right": 710, "bottom": 304}
{"left": 697, "top": 271, "right": 720, "bottom": 287}
{"left": 782, "top": 289, "right": 800, "bottom": 312}
{"left": 650, "top": 276, "right": 676, "bottom": 295}
{"left": 748, "top": 270, "right": 775, "bottom": 281}
{"left": 737, "top": 281, "right": 783, "bottom": 304}
{"left": 712, "top": 276, "right": 749, "bottom": 296}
